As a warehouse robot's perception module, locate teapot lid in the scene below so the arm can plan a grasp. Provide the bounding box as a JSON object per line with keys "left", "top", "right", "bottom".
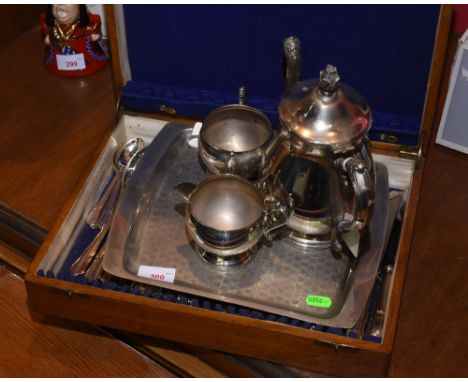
{"left": 278, "top": 65, "right": 371, "bottom": 151}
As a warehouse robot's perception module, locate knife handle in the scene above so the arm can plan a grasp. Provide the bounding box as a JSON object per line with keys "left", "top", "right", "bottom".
{"left": 86, "top": 173, "right": 121, "bottom": 228}
{"left": 84, "top": 244, "right": 106, "bottom": 281}
{"left": 70, "top": 223, "right": 110, "bottom": 276}
{"left": 367, "top": 265, "right": 393, "bottom": 337}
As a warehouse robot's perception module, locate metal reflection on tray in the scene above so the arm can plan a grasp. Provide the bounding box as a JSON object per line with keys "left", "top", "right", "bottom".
{"left": 103, "top": 125, "right": 389, "bottom": 327}
{"left": 103, "top": 36, "right": 390, "bottom": 328}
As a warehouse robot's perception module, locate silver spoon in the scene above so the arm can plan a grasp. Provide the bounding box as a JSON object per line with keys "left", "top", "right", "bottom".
{"left": 87, "top": 138, "right": 145, "bottom": 227}
{"left": 70, "top": 138, "right": 145, "bottom": 276}
{"left": 84, "top": 146, "right": 147, "bottom": 281}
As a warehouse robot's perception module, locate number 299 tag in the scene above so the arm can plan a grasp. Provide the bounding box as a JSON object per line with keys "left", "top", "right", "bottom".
{"left": 56, "top": 53, "right": 86, "bottom": 71}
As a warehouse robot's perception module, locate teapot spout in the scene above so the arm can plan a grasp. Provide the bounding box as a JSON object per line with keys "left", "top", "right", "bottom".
{"left": 283, "top": 36, "right": 302, "bottom": 93}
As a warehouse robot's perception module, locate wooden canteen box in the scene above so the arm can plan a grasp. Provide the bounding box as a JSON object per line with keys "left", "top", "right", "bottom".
{"left": 25, "top": 5, "right": 451, "bottom": 377}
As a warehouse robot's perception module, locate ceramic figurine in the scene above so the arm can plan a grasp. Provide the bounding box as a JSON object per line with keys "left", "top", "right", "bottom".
{"left": 40, "top": 4, "right": 109, "bottom": 77}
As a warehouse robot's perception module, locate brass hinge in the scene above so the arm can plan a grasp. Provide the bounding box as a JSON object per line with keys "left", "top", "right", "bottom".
{"left": 51, "top": 286, "right": 88, "bottom": 299}
{"left": 160, "top": 104, "right": 177, "bottom": 116}
{"left": 399, "top": 138, "right": 424, "bottom": 164}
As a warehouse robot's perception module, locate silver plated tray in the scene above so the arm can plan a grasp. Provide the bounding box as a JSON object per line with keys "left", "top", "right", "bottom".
{"left": 104, "top": 124, "right": 389, "bottom": 328}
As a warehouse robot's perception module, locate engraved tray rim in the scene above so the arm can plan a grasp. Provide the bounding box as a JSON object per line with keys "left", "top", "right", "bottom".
{"left": 104, "top": 124, "right": 389, "bottom": 328}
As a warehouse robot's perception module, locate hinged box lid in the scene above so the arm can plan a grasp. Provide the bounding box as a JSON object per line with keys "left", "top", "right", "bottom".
{"left": 118, "top": 5, "right": 442, "bottom": 146}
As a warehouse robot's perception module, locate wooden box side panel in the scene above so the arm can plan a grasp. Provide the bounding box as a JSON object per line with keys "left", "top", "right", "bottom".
{"left": 25, "top": 276, "right": 389, "bottom": 377}
{"left": 378, "top": 163, "right": 425, "bottom": 352}
{"left": 23, "top": 114, "right": 420, "bottom": 378}
{"left": 374, "top": 5, "right": 452, "bottom": 352}
{"left": 24, "top": 110, "right": 427, "bottom": 377}
{"left": 419, "top": 5, "right": 452, "bottom": 155}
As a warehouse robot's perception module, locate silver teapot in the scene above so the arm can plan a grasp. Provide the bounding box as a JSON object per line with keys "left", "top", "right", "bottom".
{"left": 277, "top": 36, "right": 375, "bottom": 250}
{"left": 177, "top": 36, "right": 377, "bottom": 266}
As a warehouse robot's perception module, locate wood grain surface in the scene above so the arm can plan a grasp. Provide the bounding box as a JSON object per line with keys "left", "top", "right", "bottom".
{"left": 0, "top": 5, "right": 43, "bottom": 49}
{"left": 111, "top": 332, "right": 227, "bottom": 378}
{"left": 0, "top": 26, "right": 115, "bottom": 231}
{"left": 389, "top": 33, "right": 468, "bottom": 377}
{"left": 0, "top": 266, "right": 175, "bottom": 377}
{"left": 0, "top": 241, "right": 30, "bottom": 274}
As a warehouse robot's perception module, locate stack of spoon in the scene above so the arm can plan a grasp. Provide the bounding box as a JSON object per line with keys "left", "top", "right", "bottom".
{"left": 70, "top": 137, "right": 145, "bottom": 280}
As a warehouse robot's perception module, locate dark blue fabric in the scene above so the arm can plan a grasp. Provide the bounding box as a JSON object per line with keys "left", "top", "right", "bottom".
{"left": 122, "top": 5, "right": 440, "bottom": 145}
{"left": 121, "top": 81, "right": 421, "bottom": 145}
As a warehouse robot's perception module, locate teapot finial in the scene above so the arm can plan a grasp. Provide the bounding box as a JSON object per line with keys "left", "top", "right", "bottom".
{"left": 319, "top": 65, "right": 340, "bottom": 95}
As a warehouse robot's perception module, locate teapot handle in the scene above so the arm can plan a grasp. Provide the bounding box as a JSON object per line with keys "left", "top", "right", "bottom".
{"left": 261, "top": 174, "right": 293, "bottom": 240}
{"left": 338, "top": 157, "right": 373, "bottom": 232}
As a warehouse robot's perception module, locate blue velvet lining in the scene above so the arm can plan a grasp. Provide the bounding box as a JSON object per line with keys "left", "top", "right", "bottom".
{"left": 121, "top": 5, "right": 440, "bottom": 146}
{"left": 39, "top": 249, "right": 380, "bottom": 341}
{"left": 122, "top": 81, "right": 420, "bottom": 146}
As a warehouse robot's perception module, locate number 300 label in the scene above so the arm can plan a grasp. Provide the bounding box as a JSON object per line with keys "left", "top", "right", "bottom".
{"left": 56, "top": 53, "right": 86, "bottom": 71}
{"left": 137, "top": 265, "right": 176, "bottom": 284}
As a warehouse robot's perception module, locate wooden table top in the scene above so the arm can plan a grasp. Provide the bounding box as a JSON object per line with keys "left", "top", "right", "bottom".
{"left": 0, "top": 26, "right": 115, "bottom": 231}
{"left": 0, "top": 266, "right": 175, "bottom": 377}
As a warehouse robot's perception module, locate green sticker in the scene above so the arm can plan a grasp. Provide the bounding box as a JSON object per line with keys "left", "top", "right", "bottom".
{"left": 309, "top": 221, "right": 323, "bottom": 228}
{"left": 306, "top": 295, "right": 332, "bottom": 308}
